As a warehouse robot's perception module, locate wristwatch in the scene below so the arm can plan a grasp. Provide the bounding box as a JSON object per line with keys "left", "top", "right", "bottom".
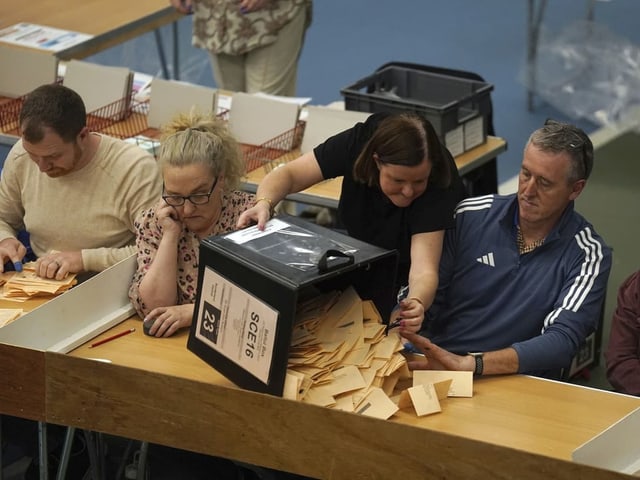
{"left": 469, "top": 352, "right": 484, "bottom": 376}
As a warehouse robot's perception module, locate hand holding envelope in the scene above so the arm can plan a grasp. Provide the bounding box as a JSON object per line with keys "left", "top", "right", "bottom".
{"left": 1, "top": 261, "right": 77, "bottom": 301}
{"left": 283, "top": 287, "right": 476, "bottom": 420}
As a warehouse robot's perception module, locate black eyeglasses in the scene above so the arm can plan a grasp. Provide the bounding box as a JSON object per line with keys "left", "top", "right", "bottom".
{"left": 544, "top": 119, "right": 591, "bottom": 179}
{"left": 162, "top": 177, "right": 218, "bottom": 206}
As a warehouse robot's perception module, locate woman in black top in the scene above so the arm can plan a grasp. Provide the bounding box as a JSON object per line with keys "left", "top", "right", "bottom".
{"left": 238, "top": 112, "right": 466, "bottom": 333}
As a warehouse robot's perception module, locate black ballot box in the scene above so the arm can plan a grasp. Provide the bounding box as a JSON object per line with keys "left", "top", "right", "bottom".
{"left": 187, "top": 215, "right": 398, "bottom": 396}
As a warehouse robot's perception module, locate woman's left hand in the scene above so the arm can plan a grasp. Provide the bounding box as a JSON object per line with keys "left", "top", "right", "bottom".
{"left": 36, "top": 251, "right": 83, "bottom": 279}
{"left": 144, "top": 304, "right": 194, "bottom": 338}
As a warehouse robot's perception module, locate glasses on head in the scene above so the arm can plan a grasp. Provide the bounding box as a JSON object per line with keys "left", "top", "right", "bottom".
{"left": 162, "top": 177, "right": 218, "bottom": 207}
{"left": 544, "top": 119, "right": 590, "bottom": 179}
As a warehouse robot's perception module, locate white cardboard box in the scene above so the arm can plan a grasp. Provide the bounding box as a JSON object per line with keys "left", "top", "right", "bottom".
{"left": 63, "top": 59, "right": 132, "bottom": 119}
{"left": 572, "top": 405, "right": 640, "bottom": 475}
{"left": 300, "top": 106, "right": 371, "bottom": 154}
{"left": 147, "top": 78, "right": 217, "bottom": 129}
{"left": 0, "top": 254, "right": 136, "bottom": 352}
{"left": 228, "top": 92, "right": 300, "bottom": 146}
{"left": 0, "top": 44, "right": 58, "bottom": 98}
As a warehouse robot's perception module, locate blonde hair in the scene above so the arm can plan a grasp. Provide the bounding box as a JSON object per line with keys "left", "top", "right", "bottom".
{"left": 158, "top": 110, "right": 245, "bottom": 191}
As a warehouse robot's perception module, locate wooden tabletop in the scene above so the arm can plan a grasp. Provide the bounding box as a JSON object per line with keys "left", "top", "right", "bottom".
{"left": 1, "top": 287, "right": 638, "bottom": 478}
{"left": 0, "top": 0, "right": 182, "bottom": 59}
{"left": 242, "top": 136, "right": 508, "bottom": 209}
{"left": 41, "top": 316, "right": 640, "bottom": 479}
{"left": 455, "top": 135, "right": 508, "bottom": 174}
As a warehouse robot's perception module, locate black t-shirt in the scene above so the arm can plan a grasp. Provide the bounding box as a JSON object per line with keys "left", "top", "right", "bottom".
{"left": 314, "top": 113, "right": 465, "bottom": 286}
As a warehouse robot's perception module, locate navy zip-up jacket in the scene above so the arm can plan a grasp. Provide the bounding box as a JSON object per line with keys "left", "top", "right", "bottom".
{"left": 424, "top": 194, "right": 612, "bottom": 377}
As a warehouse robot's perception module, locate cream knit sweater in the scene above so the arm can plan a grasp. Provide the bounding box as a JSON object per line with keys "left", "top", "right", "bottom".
{"left": 0, "top": 134, "right": 162, "bottom": 272}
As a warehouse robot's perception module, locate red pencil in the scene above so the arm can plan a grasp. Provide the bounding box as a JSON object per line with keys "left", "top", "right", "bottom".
{"left": 89, "top": 328, "right": 136, "bottom": 348}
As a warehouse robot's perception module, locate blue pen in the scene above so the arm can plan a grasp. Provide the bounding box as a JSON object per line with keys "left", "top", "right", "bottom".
{"left": 13, "top": 261, "right": 23, "bottom": 272}
{"left": 403, "top": 342, "right": 421, "bottom": 354}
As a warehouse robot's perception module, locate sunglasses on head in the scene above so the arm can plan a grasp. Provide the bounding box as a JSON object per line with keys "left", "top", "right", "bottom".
{"left": 544, "top": 119, "right": 590, "bottom": 179}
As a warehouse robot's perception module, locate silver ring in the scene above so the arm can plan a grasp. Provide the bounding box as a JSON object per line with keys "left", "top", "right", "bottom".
{"left": 53, "top": 260, "right": 61, "bottom": 269}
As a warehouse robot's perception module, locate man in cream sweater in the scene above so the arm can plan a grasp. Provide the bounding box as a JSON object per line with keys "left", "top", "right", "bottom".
{"left": 0, "top": 83, "right": 161, "bottom": 279}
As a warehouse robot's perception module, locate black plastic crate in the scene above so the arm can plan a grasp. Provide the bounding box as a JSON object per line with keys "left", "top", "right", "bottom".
{"left": 341, "top": 66, "right": 493, "bottom": 156}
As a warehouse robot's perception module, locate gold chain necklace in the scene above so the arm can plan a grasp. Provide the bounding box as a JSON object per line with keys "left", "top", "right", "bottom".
{"left": 517, "top": 225, "right": 545, "bottom": 254}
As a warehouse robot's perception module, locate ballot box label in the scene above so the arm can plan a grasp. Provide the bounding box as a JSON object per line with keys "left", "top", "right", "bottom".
{"left": 195, "top": 265, "right": 278, "bottom": 384}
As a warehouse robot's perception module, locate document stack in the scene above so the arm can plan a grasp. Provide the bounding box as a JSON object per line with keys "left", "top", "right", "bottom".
{"left": 1, "top": 263, "right": 77, "bottom": 301}
{"left": 285, "top": 286, "right": 408, "bottom": 420}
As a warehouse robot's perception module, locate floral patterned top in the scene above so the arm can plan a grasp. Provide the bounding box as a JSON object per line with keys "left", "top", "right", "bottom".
{"left": 192, "top": 0, "right": 312, "bottom": 55}
{"left": 129, "top": 190, "right": 254, "bottom": 318}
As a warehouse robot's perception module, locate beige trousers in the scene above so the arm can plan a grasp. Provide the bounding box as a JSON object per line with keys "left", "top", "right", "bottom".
{"left": 209, "top": 7, "right": 308, "bottom": 96}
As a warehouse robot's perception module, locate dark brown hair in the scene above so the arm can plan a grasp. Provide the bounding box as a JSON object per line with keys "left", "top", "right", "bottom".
{"left": 353, "top": 113, "right": 452, "bottom": 188}
{"left": 20, "top": 84, "right": 86, "bottom": 144}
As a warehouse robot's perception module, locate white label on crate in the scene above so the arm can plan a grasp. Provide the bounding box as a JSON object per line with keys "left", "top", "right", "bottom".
{"left": 195, "top": 266, "right": 278, "bottom": 384}
{"left": 445, "top": 126, "right": 464, "bottom": 157}
{"left": 464, "top": 116, "right": 485, "bottom": 150}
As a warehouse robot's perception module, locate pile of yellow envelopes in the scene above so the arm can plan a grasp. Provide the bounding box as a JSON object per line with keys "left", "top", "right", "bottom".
{"left": 2, "top": 263, "right": 77, "bottom": 301}
{"left": 285, "top": 286, "right": 410, "bottom": 419}
{"left": 285, "top": 286, "right": 476, "bottom": 419}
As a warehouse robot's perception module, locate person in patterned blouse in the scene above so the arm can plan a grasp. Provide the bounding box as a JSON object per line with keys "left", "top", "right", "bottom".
{"left": 170, "top": 0, "right": 312, "bottom": 96}
{"left": 129, "top": 110, "right": 254, "bottom": 337}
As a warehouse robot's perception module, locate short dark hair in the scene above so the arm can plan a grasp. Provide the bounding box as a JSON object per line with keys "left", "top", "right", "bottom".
{"left": 19, "top": 84, "right": 86, "bottom": 144}
{"left": 528, "top": 119, "right": 594, "bottom": 182}
{"left": 353, "top": 113, "right": 452, "bottom": 188}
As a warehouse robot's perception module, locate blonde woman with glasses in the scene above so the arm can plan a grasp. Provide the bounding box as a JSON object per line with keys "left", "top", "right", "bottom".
{"left": 129, "top": 111, "right": 253, "bottom": 337}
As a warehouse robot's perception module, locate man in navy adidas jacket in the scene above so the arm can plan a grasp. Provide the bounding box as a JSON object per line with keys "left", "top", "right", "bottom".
{"left": 403, "top": 120, "right": 611, "bottom": 379}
